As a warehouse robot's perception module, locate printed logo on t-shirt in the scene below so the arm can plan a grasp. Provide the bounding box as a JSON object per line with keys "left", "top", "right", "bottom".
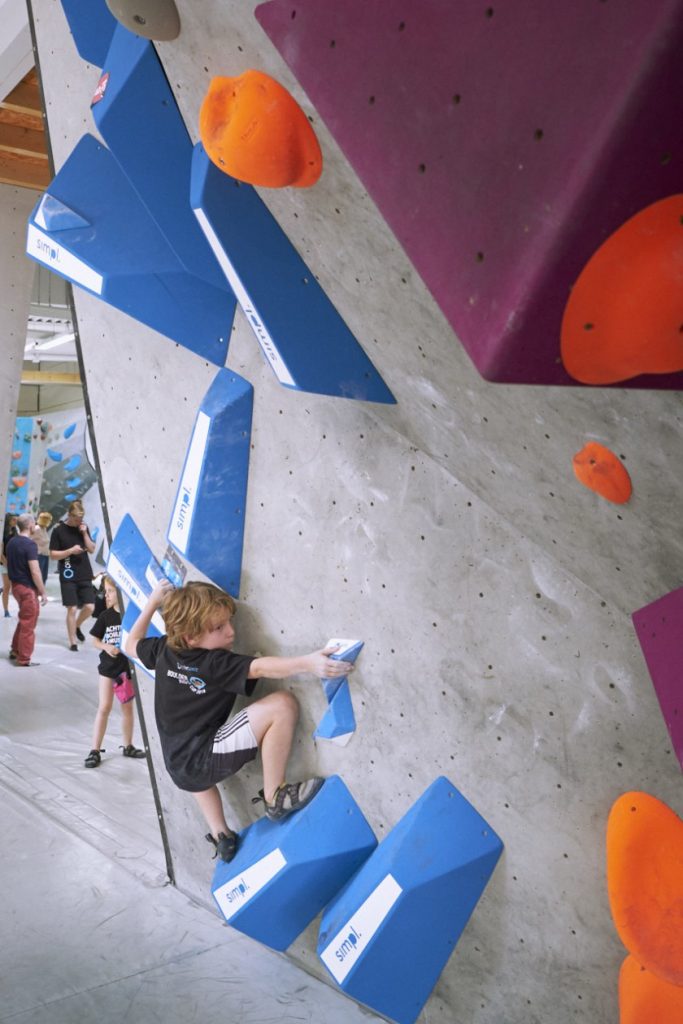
{"left": 103, "top": 624, "right": 121, "bottom": 647}
{"left": 167, "top": 667, "right": 206, "bottom": 695}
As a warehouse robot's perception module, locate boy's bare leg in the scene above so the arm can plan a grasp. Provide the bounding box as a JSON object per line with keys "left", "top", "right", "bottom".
{"left": 246, "top": 691, "right": 299, "bottom": 803}
{"left": 193, "top": 786, "right": 231, "bottom": 838}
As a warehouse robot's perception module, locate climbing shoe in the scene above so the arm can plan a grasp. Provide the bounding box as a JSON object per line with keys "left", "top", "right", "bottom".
{"left": 120, "top": 745, "right": 146, "bottom": 758}
{"left": 252, "top": 777, "right": 324, "bottom": 822}
{"left": 76, "top": 627, "right": 85, "bottom": 642}
{"left": 84, "top": 749, "right": 103, "bottom": 768}
{"left": 205, "top": 830, "right": 238, "bottom": 863}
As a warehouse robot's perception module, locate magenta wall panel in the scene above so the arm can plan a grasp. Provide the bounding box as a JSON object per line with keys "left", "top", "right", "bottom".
{"left": 632, "top": 588, "right": 683, "bottom": 773}
{"left": 255, "top": 0, "right": 683, "bottom": 387}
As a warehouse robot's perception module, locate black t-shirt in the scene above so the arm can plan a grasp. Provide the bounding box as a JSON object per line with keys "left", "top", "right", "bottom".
{"left": 6, "top": 535, "right": 39, "bottom": 588}
{"left": 137, "top": 636, "right": 256, "bottom": 792}
{"left": 90, "top": 607, "right": 130, "bottom": 678}
{"left": 49, "top": 522, "right": 93, "bottom": 582}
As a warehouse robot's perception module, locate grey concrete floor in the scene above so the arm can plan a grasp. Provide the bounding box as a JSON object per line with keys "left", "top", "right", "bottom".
{"left": 0, "top": 578, "right": 379, "bottom": 1024}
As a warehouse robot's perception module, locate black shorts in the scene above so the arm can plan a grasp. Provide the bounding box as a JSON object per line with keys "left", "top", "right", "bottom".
{"left": 60, "top": 578, "right": 97, "bottom": 608}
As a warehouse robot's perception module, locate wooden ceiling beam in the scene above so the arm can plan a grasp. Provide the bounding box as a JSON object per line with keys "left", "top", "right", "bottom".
{"left": 21, "top": 371, "right": 81, "bottom": 386}
{"left": 0, "top": 69, "right": 49, "bottom": 188}
{"left": 0, "top": 149, "right": 50, "bottom": 189}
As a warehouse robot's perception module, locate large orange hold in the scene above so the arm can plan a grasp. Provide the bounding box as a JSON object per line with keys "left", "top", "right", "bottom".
{"left": 619, "top": 955, "right": 683, "bottom": 1024}
{"left": 561, "top": 195, "right": 683, "bottom": 384}
{"left": 199, "top": 70, "right": 322, "bottom": 188}
{"left": 607, "top": 792, "right": 683, "bottom": 985}
{"left": 572, "top": 442, "right": 632, "bottom": 504}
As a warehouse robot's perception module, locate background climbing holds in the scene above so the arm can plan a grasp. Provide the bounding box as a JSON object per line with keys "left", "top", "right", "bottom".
{"left": 607, "top": 791, "right": 683, "bottom": 985}
{"left": 199, "top": 70, "right": 322, "bottom": 188}
{"left": 572, "top": 442, "right": 632, "bottom": 504}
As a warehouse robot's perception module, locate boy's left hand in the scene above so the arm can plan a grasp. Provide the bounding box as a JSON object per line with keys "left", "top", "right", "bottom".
{"left": 316, "top": 645, "right": 353, "bottom": 678}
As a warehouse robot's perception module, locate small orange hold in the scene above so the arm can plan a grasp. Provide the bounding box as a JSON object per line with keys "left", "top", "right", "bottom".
{"left": 11, "top": 477, "right": 27, "bottom": 489}
{"left": 561, "top": 195, "right": 683, "bottom": 384}
{"left": 199, "top": 70, "right": 323, "bottom": 188}
{"left": 619, "top": 955, "right": 683, "bottom": 1024}
{"left": 607, "top": 792, "right": 683, "bottom": 986}
{"left": 572, "top": 442, "right": 631, "bottom": 504}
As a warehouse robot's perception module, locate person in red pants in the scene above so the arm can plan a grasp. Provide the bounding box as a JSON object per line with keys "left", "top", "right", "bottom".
{"left": 6, "top": 514, "right": 47, "bottom": 666}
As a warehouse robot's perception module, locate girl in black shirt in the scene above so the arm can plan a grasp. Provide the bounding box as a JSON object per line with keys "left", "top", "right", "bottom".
{"left": 84, "top": 576, "right": 147, "bottom": 768}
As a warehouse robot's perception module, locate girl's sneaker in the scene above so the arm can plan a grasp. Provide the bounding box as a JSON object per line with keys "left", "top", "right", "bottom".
{"left": 252, "top": 777, "right": 324, "bottom": 822}
{"left": 205, "top": 830, "right": 238, "bottom": 863}
{"left": 84, "top": 749, "right": 103, "bottom": 767}
{"left": 120, "top": 745, "right": 146, "bottom": 758}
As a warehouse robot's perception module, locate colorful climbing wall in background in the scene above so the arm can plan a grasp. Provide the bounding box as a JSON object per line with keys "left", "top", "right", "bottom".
{"left": 5, "top": 408, "right": 105, "bottom": 561}
{"left": 255, "top": 0, "right": 683, "bottom": 387}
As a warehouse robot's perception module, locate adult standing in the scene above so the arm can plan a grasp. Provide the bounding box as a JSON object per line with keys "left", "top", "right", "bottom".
{"left": 1, "top": 513, "right": 18, "bottom": 617}
{"left": 6, "top": 513, "right": 47, "bottom": 667}
{"left": 33, "top": 511, "right": 53, "bottom": 583}
{"left": 49, "top": 499, "right": 97, "bottom": 651}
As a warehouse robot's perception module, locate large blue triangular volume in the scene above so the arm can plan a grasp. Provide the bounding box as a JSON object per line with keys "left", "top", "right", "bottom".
{"left": 26, "top": 136, "right": 231, "bottom": 366}
{"left": 211, "top": 776, "right": 377, "bottom": 951}
{"left": 92, "top": 27, "right": 233, "bottom": 296}
{"left": 60, "top": 0, "right": 117, "bottom": 66}
{"left": 190, "top": 143, "right": 396, "bottom": 404}
{"left": 314, "top": 680, "right": 356, "bottom": 742}
{"left": 317, "top": 776, "right": 504, "bottom": 1024}
{"left": 166, "top": 369, "right": 253, "bottom": 598}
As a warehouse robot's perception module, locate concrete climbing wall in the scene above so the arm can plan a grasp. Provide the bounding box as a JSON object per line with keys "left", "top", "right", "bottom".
{"left": 29, "top": 2, "right": 683, "bottom": 1021}
{"left": 0, "top": 184, "right": 40, "bottom": 518}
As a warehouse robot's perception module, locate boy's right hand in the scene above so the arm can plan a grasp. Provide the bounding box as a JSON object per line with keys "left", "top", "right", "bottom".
{"left": 149, "top": 577, "right": 174, "bottom": 607}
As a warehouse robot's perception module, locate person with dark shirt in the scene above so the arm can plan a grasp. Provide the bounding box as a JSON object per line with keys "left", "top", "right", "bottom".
{"left": 1, "top": 513, "right": 18, "bottom": 617}
{"left": 84, "top": 576, "right": 146, "bottom": 768}
{"left": 126, "top": 578, "right": 352, "bottom": 863}
{"left": 6, "top": 513, "right": 47, "bottom": 667}
{"left": 49, "top": 499, "right": 97, "bottom": 651}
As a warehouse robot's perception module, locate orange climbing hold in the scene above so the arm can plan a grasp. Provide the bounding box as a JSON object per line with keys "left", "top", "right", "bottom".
{"left": 11, "top": 477, "right": 27, "bottom": 489}
{"left": 607, "top": 792, "right": 683, "bottom": 986}
{"left": 199, "top": 70, "right": 322, "bottom": 188}
{"left": 572, "top": 442, "right": 631, "bottom": 504}
{"left": 619, "top": 955, "right": 683, "bottom": 1024}
{"left": 561, "top": 195, "right": 683, "bottom": 384}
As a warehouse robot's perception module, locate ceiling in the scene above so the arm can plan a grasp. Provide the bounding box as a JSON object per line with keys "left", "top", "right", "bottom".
{"left": 0, "top": 0, "right": 50, "bottom": 190}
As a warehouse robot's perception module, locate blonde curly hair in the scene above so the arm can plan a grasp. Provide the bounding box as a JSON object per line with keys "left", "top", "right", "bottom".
{"left": 162, "top": 581, "right": 236, "bottom": 651}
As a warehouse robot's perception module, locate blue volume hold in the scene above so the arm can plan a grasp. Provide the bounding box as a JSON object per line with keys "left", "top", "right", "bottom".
{"left": 92, "top": 27, "right": 232, "bottom": 295}
{"left": 190, "top": 143, "right": 395, "bottom": 404}
{"left": 166, "top": 369, "right": 253, "bottom": 597}
{"left": 317, "top": 776, "right": 504, "bottom": 1024}
{"left": 211, "top": 776, "right": 377, "bottom": 951}
{"left": 60, "top": 0, "right": 117, "bottom": 67}
{"left": 314, "top": 679, "right": 356, "bottom": 741}
{"left": 108, "top": 513, "right": 162, "bottom": 609}
{"left": 26, "top": 136, "right": 230, "bottom": 366}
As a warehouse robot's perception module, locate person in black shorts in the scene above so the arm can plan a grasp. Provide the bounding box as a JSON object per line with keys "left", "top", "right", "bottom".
{"left": 49, "top": 499, "right": 97, "bottom": 651}
{"left": 126, "top": 578, "right": 353, "bottom": 863}
{"left": 85, "top": 575, "right": 147, "bottom": 768}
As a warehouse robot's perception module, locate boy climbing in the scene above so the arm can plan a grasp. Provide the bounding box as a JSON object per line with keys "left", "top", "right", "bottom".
{"left": 125, "top": 578, "right": 352, "bottom": 863}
